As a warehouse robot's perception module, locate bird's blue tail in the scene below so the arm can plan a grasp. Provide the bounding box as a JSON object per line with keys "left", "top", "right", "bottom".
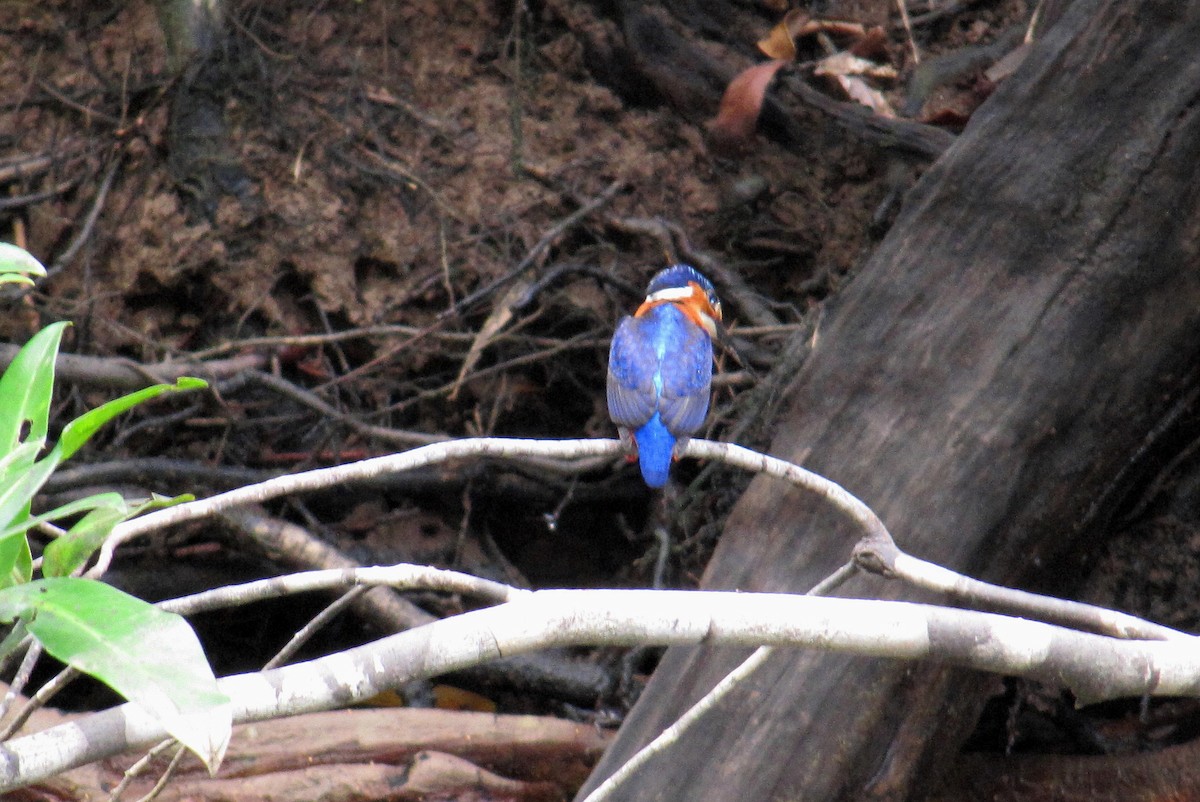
{"left": 635, "top": 413, "right": 675, "bottom": 488}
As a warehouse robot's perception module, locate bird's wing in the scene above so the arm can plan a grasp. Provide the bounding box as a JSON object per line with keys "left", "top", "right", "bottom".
{"left": 606, "top": 316, "right": 658, "bottom": 429}
{"left": 657, "top": 320, "right": 713, "bottom": 437}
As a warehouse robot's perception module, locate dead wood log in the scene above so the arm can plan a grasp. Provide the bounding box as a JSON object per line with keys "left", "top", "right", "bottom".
{"left": 926, "top": 737, "right": 1200, "bottom": 802}
{"left": 580, "top": 1, "right": 1200, "bottom": 800}
{"left": 14, "top": 707, "right": 610, "bottom": 802}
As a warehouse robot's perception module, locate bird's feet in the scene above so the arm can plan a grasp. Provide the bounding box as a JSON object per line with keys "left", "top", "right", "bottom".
{"left": 617, "top": 427, "right": 638, "bottom": 462}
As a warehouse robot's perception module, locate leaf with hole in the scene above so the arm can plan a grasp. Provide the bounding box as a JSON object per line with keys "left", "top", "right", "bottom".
{"left": 0, "top": 322, "right": 65, "bottom": 460}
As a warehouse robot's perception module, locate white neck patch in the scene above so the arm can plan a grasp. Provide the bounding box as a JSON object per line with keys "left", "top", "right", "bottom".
{"left": 644, "top": 286, "right": 694, "bottom": 303}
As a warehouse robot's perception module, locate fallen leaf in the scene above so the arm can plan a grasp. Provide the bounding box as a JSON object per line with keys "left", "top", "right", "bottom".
{"left": 831, "top": 74, "right": 896, "bottom": 117}
{"left": 849, "top": 26, "right": 891, "bottom": 60}
{"left": 814, "top": 51, "right": 898, "bottom": 81}
{"left": 804, "top": 18, "right": 867, "bottom": 40}
{"left": 433, "top": 684, "right": 498, "bottom": 712}
{"left": 756, "top": 9, "right": 810, "bottom": 60}
{"left": 757, "top": 21, "right": 796, "bottom": 60}
{"left": 449, "top": 278, "right": 531, "bottom": 400}
{"left": 706, "top": 60, "right": 788, "bottom": 156}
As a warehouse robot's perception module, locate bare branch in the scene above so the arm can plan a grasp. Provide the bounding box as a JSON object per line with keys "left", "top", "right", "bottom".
{"left": 90, "top": 437, "right": 1177, "bottom": 648}
{"left": 3, "top": 589, "right": 1198, "bottom": 791}
{"left": 90, "top": 438, "right": 627, "bottom": 576}
{"left": 159, "top": 563, "right": 527, "bottom": 617}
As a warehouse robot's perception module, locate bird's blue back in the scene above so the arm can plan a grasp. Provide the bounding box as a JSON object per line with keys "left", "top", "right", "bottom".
{"left": 607, "top": 302, "right": 714, "bottom": 487}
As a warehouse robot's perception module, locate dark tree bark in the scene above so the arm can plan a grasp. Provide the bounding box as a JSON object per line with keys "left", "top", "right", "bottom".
{"left": 580, "top": 1, "right": 1200, "bottom": 800}
{"left": 153, "top": 0, "right": 251, "bottom": 218}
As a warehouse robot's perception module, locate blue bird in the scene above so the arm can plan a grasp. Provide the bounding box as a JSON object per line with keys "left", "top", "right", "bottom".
{"left": 607, "top": 265, "right": 722, "bottom": 487}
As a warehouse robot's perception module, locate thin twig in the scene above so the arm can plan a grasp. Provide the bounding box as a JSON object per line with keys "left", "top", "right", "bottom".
{"left": 0, "top": 638, "right": 37, "bottom": 724}
{"left": 441, "top": 179, "right": 626, "bottom": 319}
{"left": 869, "top": 549, "right": 1189, "bottom": 642}
{"left": 159, "top": 563, "right": 524, "bottom": 617}
{"left": 584, "top": 645, "right": 776, "bottom": 802}
{"left": 383, "top": 330, "right": 600, "bottom": 416}
{"left": 0, "top": 176, "right": 80, "bottom": 210}
{"left": 581, "top": 560, "right": 858, "bottom": 802}
{"left": 184, "top": 324, "right": 474, "bottom": 360}
{"left": 216, "top": 507, "right": 436, "bottom": 633}
{"left": 0, "top": 665, "right": 78, "bottom": 742}
{"left": 0, "top": 152, "right": 63, "bottom": 184}
{"left": 263, "top": 586, "right": 369, "bottom": 669}
{"left": 35, "top": 79, "right": 122, "bottom": 127}
{"left": 47, "top": 157, "right": 121, "bottom": 279}
{"left": 0, "top": 342, "right": 266, "bottom": 392}
{"left": 606, "top": 216, "right": 782, "bottom": 329}
{"left": 895, "top": 0, "right": 921, "bottom": 64}
{"left": 108, "top": 738, "right": 178, "bottom": 802}
{"left": 90, "top": 436, "right": 1174, "bottom": 649}
{"left": 243, "top": 370, "right": 445, "bottom": 447}
{"left": 908, "top": 0, "right": 990, "bottom": 27}
{"left": 131, "top": 741, "right": 186, "bottom": 802}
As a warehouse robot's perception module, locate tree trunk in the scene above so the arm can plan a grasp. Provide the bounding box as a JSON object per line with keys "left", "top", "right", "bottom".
{"left": 580, "top": 1, "right": 1200, "bottom": 800}
{"left": 153, "top": 0, "right": 251, "bottom": 217}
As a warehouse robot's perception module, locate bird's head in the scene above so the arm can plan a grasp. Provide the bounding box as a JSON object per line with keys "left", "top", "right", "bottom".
{"left": 636, "top": 265, "right": 723, "bottom": 338}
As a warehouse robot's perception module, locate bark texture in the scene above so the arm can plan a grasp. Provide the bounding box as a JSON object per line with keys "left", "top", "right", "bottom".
{"left": 580, "top": 1, "right": 1200, "bottom": 799}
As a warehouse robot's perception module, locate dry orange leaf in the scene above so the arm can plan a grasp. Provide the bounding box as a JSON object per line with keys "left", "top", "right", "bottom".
{"left": 758, "top": 11, "right": 876, "bottom": 62}
{"left": 757, "top": 20, "right": 796, "bottom": 60}
{"left": 756, "top": 9, "right": 811, "bottom": 60}
{"left": 432, "top": 684, "right": 498, "bottom": 712}
{"left": 706, "top": 59, "right": 788, "bottom": 155}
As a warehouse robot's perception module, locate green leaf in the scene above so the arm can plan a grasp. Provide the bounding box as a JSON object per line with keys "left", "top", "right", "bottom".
{"left": 0, "top": 536, "right": 31, "bottom": 589}
{"left": 0, "top": 322, "right": 66, "bottom": 458}
{"left": 0, "top": 440, "right": 46, "bottom": 487}
{"left": 0, "top": 579, "right": 231, "bottom": 772}
{"left": 0, "top": 616, "right": 28, "bottom": 664}
{"left": 40, "top": 493, "right": 193, "bottom": 578}
{"left": 0, "top": 492, "right": 126, "bottom": 543}
{"left": 0, "top": 444, "right": 61, "bottom": 587}
{"left": 0, "top": 441, "right": 63, "bottom": 530}
{"left": 0, "top": 323, "right": 65, "bottom": 583}
{"left": 58, "top": 377, "right": 207, "bottom": 461}
{"left": 0, "top": 243, "right": 46, "bottom": 286}
{"left": 40, "top": 504, "right": 128, "bottom": 579}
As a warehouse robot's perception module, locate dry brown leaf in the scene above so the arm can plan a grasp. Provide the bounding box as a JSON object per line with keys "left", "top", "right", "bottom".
{"left": 814, "top": 51, "right": 898, "bottom": 81}
{"left": 449, "top": 278, "right": 531, "bottom": 400}
{"left": 757, "top": 21, "right": 796, "bottom": 60}
{"left": 757, "top": 11, "right": 876, "bottom": 61}
{"left": 849, "top": 26, "right": 891, "bottom": 60}
{"left": 831, "top": 74, "right": 896, "bottom": 117}
{"left": 706, "top": 60, "right": 788, "bottom": 156}
{"left": 804, "top": 18, "right": 867, "bottom": 39}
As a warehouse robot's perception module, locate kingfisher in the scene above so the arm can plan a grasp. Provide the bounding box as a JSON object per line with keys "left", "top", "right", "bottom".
{"left": 607, "top": 265, "right": 722, "bottom": 488}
